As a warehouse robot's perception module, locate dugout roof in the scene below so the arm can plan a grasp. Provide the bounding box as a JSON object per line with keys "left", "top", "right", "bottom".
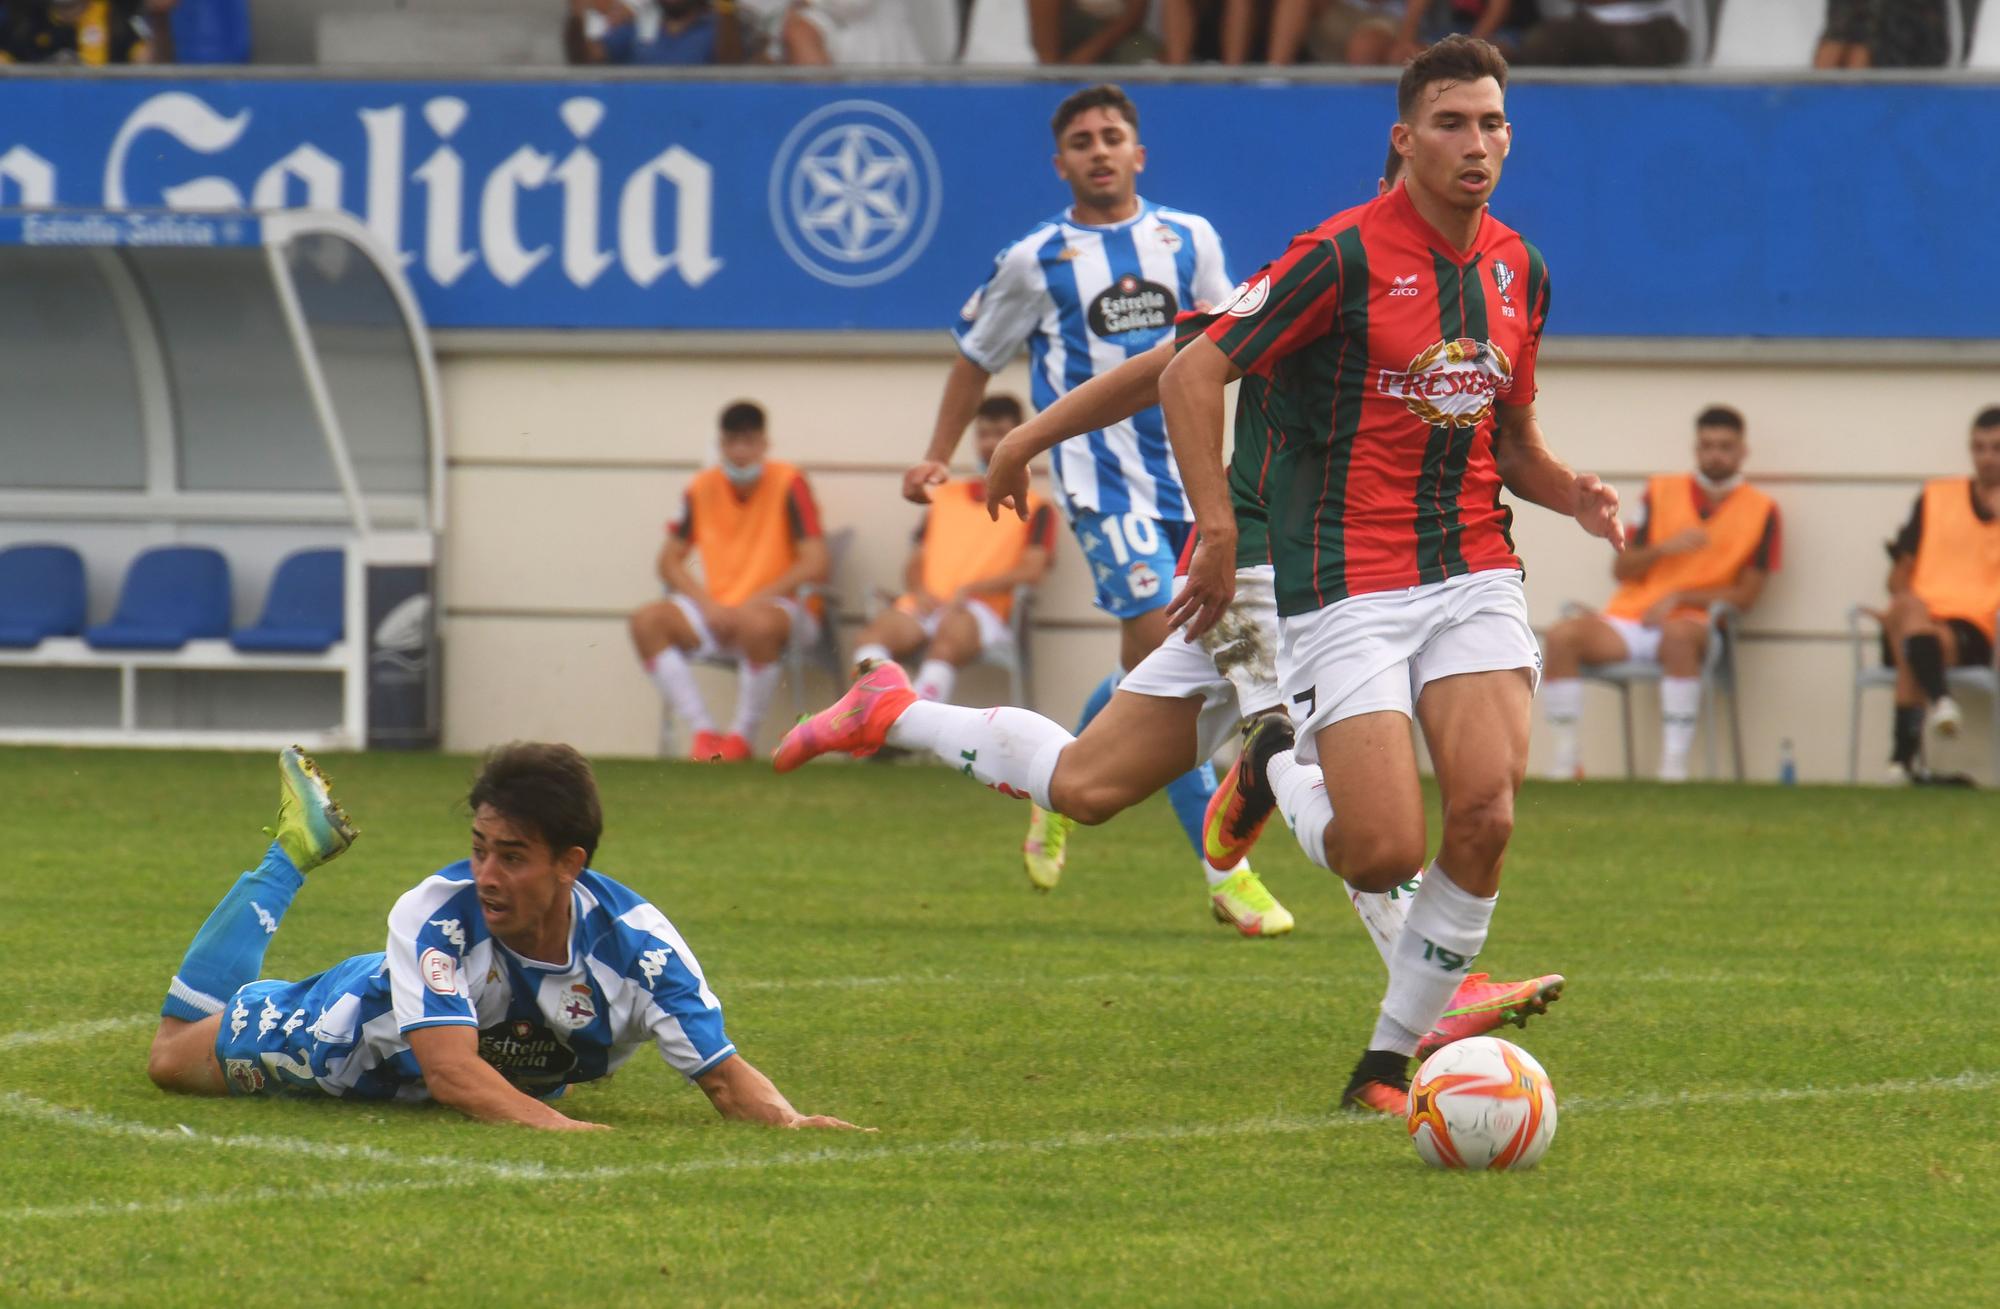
{"left": 0, "top": 208, "right": 442, "bottom": 539}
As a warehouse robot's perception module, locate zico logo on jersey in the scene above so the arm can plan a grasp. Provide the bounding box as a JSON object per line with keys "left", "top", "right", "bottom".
{"left": 1376, "top": 338, "right": 1514, "bottom": 428}
{"left": 1088, "top": 273, "right": 1177, "bottom": 337}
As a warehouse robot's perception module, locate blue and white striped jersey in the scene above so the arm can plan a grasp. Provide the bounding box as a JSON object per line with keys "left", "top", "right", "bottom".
{"left": 247, "top": 864, "right": 735, "bottom": 1101}
{"left": 953, "top": 199, "right": 1231, "bottom": 522}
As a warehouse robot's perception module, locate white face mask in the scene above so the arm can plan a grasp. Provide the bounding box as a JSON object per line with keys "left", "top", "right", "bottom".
{"left": 721, "top": 458, "right": 763, "bottom": 489}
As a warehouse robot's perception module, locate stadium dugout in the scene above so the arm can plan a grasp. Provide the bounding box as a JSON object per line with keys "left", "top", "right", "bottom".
{"left": 0, "top": 207, "right": 442, "bottom": 751}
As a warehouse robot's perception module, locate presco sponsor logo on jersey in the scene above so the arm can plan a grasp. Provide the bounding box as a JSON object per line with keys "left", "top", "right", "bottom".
{"left": 1089, "top": 274, "right": 1177, "bottom": 336}
{"left": 1377, "top": 338, "right": 1514, "bottom": 428}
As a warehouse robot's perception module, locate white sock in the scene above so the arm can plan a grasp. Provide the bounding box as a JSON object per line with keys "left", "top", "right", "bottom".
{"left": 1349, "top": 868, "right": 1421, "bottom": 969}
{"left": 886, "top": 701, "right": 1073, "bottom": 805}
{"left": 1541, "top": 677, "right": 1583, "bottom": 780}
{"left": 1268, "top": 753, "right": 1333, "bottom": 871}
{"left": 1370, "top": 863, "right": 1496, "bottom": 1057}
{"left": 1206, "top": 857, "right": 1243, "bottom": 889}
{"left": 1659, "top": 676, "right": 1701, "bottom": 781}
{"left": 732, "top": 659, "right": 783, "bottom": 739}
{"left": 914, "top": 658, "right": 957, "bottom": 703}
{"left": 648, "top": 648, "right": 713, "bottom": 733}
{"left": 853, "top": 642, "right": 892, "bottom": 670}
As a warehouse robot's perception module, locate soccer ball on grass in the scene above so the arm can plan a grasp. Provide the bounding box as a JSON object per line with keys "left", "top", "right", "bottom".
{"left": 1406, "top": 1035, "right": 1558, "bottom": 1171}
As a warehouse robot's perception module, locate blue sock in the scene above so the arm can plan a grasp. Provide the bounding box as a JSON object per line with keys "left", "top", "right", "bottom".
{"left": 1164, "top": 763, "right": 1220, "bottom": 860}
{"left": 162, "top": 842, "right": 305, "bottom": 1022}
{"left": 1074, "top": 670, "right": 1122, "bottom": 734}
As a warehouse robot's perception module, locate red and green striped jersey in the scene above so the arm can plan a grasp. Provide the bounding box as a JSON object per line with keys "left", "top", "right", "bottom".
{"left": 1202, "top": 186, "right": 1550, "bottom": 616}
{"left": 1170, "top": 308, "right": 1287, "bottom": 573}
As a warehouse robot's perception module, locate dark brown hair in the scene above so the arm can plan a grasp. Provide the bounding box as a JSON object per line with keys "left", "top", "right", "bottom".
{"left": 1973, "top": 406, "right": 2000, "bottom": 430}
{"left": 1397, "top": 35, "right": 1510, "bottom": 121}
{"left": 1695, "top": 405, "right": 1746, "bottom": 434}
{"left": 977, "top": 393, "right": 1025, "bottom": 425}
{"left": 1382, "top": 143, "right": 1404, "bottom": 185}
{"left": 719, "top": 400, "right": 765, "bottom": 435}
{"left": 468, "top": 742, "right": 604, "bottom": 864}
{"left": 1051, "top": 84, "right": 1139, "bottom": 141}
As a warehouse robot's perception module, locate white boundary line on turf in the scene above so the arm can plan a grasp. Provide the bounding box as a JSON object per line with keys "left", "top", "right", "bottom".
{"left": 0, "top": 1016, "right": 153, "bottom": 1050}
{"left": 2, "top": 1070, "right": 1994, "bottom": 1225}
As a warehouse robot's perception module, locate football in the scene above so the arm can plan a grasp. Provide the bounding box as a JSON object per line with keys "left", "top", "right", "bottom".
{"left": 1406, "top": 1036, "right": 1559, "bottom": 1171}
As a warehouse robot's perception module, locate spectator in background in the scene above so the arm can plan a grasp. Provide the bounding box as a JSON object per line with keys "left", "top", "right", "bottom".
{"left": 1517, "top": 0, "right": 1685, "bottom": 67}
{"left": 850, "top": 395, "right": 1057, "bottom": 704}
{"left": 1876, "top": 409, "right": 2000, "bottom": 784}
{"left": 1817, "top": 0, "right": 1952, "bottom": 69}
{"left": 1539, "top": 407, "right": 1780, "bottom": 782}
{"left": 629, "top": 402, "right": 831, "bottom": 762}
{"left": 1, "top": 0, "right": 175, "bottom": 63}
{"left": 565, "top": 0, "right": 746, "bottom": 65}
{"left": 1031, "top": 0, "right": 1158, "bottom": 64}
{"left": 781, "top": 0, "right": 928, "bottom": 64}
{"left": 1266, "top": 0, "right": 1405, "bottom": 65}
{"left": 1383, "top": 0, "right": 1522, "bottom": 60}
{"left": 1160, "top": 0, "right": 1262, "bottom": 63}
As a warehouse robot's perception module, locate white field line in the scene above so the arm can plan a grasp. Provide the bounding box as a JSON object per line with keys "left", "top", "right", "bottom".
{"left": 0, "top": 1015, "right": 153, "bottom": 1051}
{"left": 1, "top": 1069, "right": 1994, "bottom": 1226}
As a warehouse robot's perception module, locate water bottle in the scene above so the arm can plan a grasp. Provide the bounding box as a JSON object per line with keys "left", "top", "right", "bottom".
{"left": 1778, "top": 738, "right": 1797, "bottom": 786}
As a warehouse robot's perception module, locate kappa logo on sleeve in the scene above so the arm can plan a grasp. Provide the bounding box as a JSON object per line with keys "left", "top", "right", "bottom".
{"left": 638, "top": 946, "right": 671, "bottom": 985}
{"left": 428, "top": 917, "right": 467, "bottom": 951}
{"left": 420, "top": 947, "right": 458, "bottom": 994}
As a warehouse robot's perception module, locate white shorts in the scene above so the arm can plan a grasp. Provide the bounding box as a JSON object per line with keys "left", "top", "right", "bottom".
{"left": 670, "top": 594, "right": 820, "bottom": 662}
{"left": 1118, "top": 566, "right": 1281, "bottom": 763}
{"left": 903, "top": 597, "right": 1015, "bottom": 661}
{"left": 1279, "top": 569, "right": 1541, "bottom": 765}
{"left": 1600, "top": 613, "right": 1662, "bottom": 664}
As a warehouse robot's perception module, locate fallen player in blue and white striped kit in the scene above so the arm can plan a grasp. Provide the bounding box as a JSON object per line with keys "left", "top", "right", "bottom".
{"left": 146, "top": 743, "right": 866, "bottom": 1133}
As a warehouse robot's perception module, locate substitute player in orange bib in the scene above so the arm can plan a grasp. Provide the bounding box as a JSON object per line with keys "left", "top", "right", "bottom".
{"left": 1877, "top": 407, "right": 2000, "bottom": 782}
{"left": 1156, "top": 36, "right": 1624, "bottom": 1113}
{"left": 1539, "top": 405, "right": 1780, "bottom": 781}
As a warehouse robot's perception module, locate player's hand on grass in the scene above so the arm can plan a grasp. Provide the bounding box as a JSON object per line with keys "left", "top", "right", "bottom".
{"left": 985, "top": 437, "right": 1034, "bottom": 521}
{"left": 1572, "top": 473, "right": 1625, "bottom": 550}
{"left": 788, "top": 1113, "right": 874, "bottom": 1131}
{"left": 550, "top": 1116, "right": 614, "bottom": 1131}
{"left": 902, "top": 460, "right": 950, "bottom": 505}
{"left": 1166, "top": 534, "right": 1236, "bottom": 641}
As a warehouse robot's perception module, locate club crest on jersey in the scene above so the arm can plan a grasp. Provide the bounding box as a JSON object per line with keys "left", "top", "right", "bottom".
{"left": 553, "top": 981, "right": 597, "bottom": 1030}
{"left": 1221, "top": 275, "right": 1269, "bottom": 318}
{"left": 224, "top": 1058, "right": 265, "bottom": 1095}
{"left": 1377, "top": 338, "right": 1515, "bottom": 428}
{"left": 1154, "top": 227, "right": 1183, "bottom": 252}
{"left": 1088, "top": 274, "right": 1176, "bottom": 337}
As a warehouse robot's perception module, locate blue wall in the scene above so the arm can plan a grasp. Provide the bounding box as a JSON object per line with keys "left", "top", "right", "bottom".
{"left": 0, "top": 77, "right": 1989, "bottom": 337}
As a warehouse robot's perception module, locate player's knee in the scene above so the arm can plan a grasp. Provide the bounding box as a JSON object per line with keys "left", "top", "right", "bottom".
{"left": 1341, "top": 830, "right": 1427, "bottom": 893}
{"left": 1886, "top": 592, "right": 1932, "bottom": 633}
{"left": 1445, "top": 790, "right": 1516, "bottom": 860}
{"left": 145, "top": 1033, "right": 192, "bottom": 1092}
{"left": 1048, "top": 776, "right": 1126, "bottom": 826}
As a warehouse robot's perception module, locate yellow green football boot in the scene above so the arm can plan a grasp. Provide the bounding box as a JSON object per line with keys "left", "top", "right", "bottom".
{"left": 1022, "top": 804, "right": 1073, "bottom": 892}
{"left": 263, "top": 746, "right": 359, "bottom": 873}
{"left": 1209, "top": 863, "right": 1294, "bottom": 937}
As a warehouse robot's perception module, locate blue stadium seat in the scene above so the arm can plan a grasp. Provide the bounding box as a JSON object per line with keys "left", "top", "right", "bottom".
{"left": 0, "top": 544, "right": 87, "bottom": 648}
{"left": 84, "top": 547, "right": 232, "bottom": 651}
{"left": 232, "top": 549, "right": 345, "bottom": 653}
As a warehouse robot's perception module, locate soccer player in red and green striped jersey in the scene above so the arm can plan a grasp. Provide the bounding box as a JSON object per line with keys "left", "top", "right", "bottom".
{"left": 1159, "top": 35, "right": 1625, "bottom": 1114}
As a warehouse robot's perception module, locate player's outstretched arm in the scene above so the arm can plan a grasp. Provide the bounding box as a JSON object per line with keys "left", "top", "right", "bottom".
{"left": 906, "top": 355, "right": 995, "bottom": 505}
{"left": 1494, "top": 403, "right": 1625, "bottom": 550}
{"left": 987, "top": 341, "right": 1175, "bottom": 520}
{"left": 1158, "top": 334, "right": 1244, "bottom": 638}
{"left": 407, "top": 1026, "right": 610, "bottom": 1131}
{"left": 696, "top": 1053, "right": 872, "bottom": 1131}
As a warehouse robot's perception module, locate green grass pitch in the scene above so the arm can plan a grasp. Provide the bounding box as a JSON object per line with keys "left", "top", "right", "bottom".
{"left": 1, "top": 745, "right": 1996, "bottom": 1306}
